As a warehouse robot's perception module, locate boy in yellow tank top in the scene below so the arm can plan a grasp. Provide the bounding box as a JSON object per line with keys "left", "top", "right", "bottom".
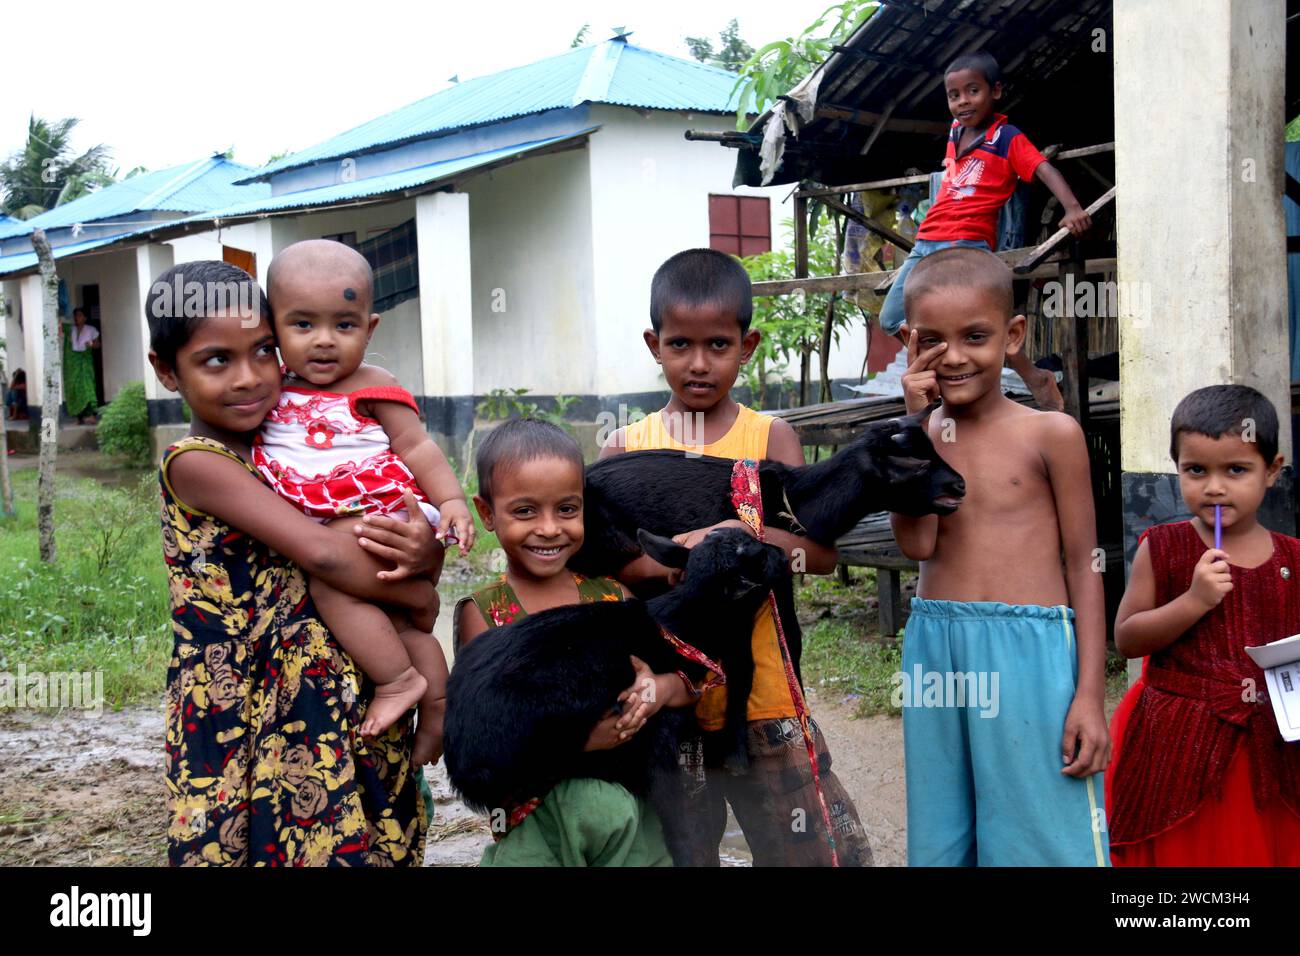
{"left": 600, "top": 248, "right": 872, "bottom": 866}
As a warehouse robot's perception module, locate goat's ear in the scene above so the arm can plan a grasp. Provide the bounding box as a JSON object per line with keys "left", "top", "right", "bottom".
{"left": 894, "top": 400, "right": 940, "bottom": 429}
{"left": 637, "top": 529, "right": 691, "bottom": 569}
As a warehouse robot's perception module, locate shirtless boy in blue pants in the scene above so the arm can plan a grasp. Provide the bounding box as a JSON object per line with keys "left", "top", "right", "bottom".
{"left": 889, "top": 246, "right": 1110, "bottom": 866}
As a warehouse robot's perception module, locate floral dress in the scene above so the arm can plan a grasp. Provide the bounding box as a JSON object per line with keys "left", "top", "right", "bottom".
{"left": 161, "top": 436, "right": 426, "bottom": 866}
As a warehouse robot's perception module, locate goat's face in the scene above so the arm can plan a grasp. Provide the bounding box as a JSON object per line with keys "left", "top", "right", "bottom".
{"left": 859, "top": 403, "right": 966, "bottom": 517}
{"left": 637, "top": 527, "right": 788, "bottom": 603}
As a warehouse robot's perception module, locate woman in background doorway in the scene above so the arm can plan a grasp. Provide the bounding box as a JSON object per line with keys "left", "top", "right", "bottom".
{"left": 63, "top": 307, "right": 100, "bottom": 424}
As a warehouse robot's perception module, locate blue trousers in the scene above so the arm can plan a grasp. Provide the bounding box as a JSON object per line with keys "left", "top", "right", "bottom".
{"left": 901, "top": 599, "right": 1110, "bottom": 867}
{"left": 879, "top": 238, "right": 992, "bottom": 334}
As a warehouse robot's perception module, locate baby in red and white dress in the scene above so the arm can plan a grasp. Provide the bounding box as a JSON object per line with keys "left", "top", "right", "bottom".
{"left": 254, "top": 240, "right": 475, "bottom": 766}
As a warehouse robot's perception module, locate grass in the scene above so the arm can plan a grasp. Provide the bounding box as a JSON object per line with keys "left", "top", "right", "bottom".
{"left": 0, "top": 462, "right": 171, "bottom": 708}
{"left": 0, "top": 455, "right": 504, "bottom": 708}
{"left": 796, "top": 568, "right": 907, "bottom": 717}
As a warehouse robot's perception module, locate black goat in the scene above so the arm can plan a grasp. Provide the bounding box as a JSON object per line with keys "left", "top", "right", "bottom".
{"left": 444, "top": 527, "right": 787, "bottom": 859}
{"left": 568, "top": 404, "right": 965, "bottom": 741}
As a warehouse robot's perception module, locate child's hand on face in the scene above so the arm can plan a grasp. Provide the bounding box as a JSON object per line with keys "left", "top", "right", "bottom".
{"left": 437, "top": 498, "right": 476, "bottom": 556}
{"left": 1188, "top": 547, "right": 1233, "bottom": 611}
{"left": 900, "top": 324, "right": 945, "bottom": 416}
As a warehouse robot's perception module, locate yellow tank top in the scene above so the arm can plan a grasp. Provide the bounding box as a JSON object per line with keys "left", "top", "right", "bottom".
{"left": 622, "top": 404, "right": 795, "bottom": 728}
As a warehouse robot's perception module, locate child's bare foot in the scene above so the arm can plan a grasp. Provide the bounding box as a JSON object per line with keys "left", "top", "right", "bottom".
{"left": 358, "top": 667, "right": 427, "bottom": 737}
{"left": 411, "top": 701, "right": 444, "bottom": 767}
{"left": 1022, "top": 366, "right": 1065, "bottom": 412}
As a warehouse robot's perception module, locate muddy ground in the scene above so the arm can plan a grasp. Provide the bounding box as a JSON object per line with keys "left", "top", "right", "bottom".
{"left": 0, "top": 688, "right": 903, "bottom": 867}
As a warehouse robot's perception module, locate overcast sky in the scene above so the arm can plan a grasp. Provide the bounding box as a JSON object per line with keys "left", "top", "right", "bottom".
{"left": 4, "top": 0, "right": 838, "bottom": 177}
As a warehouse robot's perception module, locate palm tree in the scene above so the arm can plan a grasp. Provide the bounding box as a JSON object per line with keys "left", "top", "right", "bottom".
{"left": 0, "top": 115, "right": 113, "bottom": 219}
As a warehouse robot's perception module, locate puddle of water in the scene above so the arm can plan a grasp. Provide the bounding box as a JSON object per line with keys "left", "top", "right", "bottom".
{"left": 719, "top": 808, "right": 753, "bottom": 866}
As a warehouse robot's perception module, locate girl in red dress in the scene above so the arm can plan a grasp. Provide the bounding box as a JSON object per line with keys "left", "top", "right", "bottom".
{"left": 1108, "top": 385, "right": 1300, "bottom": 865}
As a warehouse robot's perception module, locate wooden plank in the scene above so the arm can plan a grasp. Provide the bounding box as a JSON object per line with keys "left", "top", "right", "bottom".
{"left": 794, "top": 195, "right": 809, "bottom": 281}
{"left": 1056, "top": 141, "right": 1116, "bottom": 160}
{"left": 1056, "top": 250, "right": 1090, "bottom": 427}
{"left": 1013, "top": 185, "right": 1117, "bottom": 274}
{"left": 814, "top": 103, "right": 951, "bottom": 135}
{"left": 878, "top": 567, "right": 902, "bottom": 636}
{"left": 821, "top": 195, "right": 915, "bottom": 252}
{"left": 797, "top": 173, "right": 933, "bottom": 198}
{"left": 792, "top": 143, "right": 1112, "bottom": 201}
{"left": 753, "top": 253, "right": 1117, "bottom": 298}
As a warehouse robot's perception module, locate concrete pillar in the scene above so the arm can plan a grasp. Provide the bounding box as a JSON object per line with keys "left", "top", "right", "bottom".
{"left": 415, "top": 191, "right": 474, "bottom": 450}
{"left": 251, "top": 219, "right": 276, "bottom": 281}
{"left": 1115, "top": 0, "right": 1289, "bottom": 677}
{"left": 19, "top": 274, "right": 45, "bottom": 408}
{"left": 2, "top": 280, "right": 26, "bottom": 384}
{"left": 135, "top": 244, "right": 175, "bottom": 405}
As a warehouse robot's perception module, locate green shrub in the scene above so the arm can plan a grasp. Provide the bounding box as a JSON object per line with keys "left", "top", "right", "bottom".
{"left": 96, "top": 381, "right": 151, "bottom": 464}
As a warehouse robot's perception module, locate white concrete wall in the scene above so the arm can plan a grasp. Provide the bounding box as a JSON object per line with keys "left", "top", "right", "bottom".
{"left": 462, "top": 146, "right": 596, "bottom": 395}
{"left": 135, "top": 243, "right": 175, "bottom": 401}
{"left": 366, "top": 294, "right": 424, "bottom": 395}
{"left": 2, "top": 279, "right": 25, "bottom": 377}
{"left": 236, "top": 201, "right": 426, "bottom": 393}
{"left": 585, "top": 105, "right": 864, "bottom": 399}
{"left": 19, "top": 275, "right": 45, "bottom": 406}
{"left": 166, "top": 222, "right": 261, "bottom": 274}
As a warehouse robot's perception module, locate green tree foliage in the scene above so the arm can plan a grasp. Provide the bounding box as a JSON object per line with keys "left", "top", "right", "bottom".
{"left": 571, "top": 23, "right": 591, "bottom": 47}
{"left": 0, "top": 115, "right": 114, "bottom": 219}
{"left": 740, "top": 207, "right": 858, "bottom": 408}
{"left": 685, "top": 19, "right": 755, "bottom": 73}
{"left": 731, "top": 2, "right": 878, "bottom": 126}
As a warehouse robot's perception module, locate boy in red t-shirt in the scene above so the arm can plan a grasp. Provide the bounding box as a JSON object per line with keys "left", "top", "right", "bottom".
{"left": 880, "top": 51, "right": 1092, "bottom": 412}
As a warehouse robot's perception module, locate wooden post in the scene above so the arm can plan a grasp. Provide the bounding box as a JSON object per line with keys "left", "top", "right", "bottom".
{"left": 878, "top": 567, "right": 901, "bottom": 636}
{"left": 1057, "top": 243, "right": 1090, "bottom": 430}
{"left": 794, "top": 194, "right": 810, "bottom": 407}
{"left": 794, "top": 195, "right": 809, "bottom": 281}
{"left": 32, "top": 229, "right": 61, "bottom": 563}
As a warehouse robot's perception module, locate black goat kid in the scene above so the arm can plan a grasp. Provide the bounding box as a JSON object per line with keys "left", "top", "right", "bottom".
{"left": 444, "top": 527, "right": 787, "bottom": 860}
{"left": 568, "top": 404, "right": 965, "bottom": 731}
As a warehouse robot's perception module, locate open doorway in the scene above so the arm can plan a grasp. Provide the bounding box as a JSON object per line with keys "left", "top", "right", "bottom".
{"left": 80, "top": 283, "right": 105, "bottom": 408}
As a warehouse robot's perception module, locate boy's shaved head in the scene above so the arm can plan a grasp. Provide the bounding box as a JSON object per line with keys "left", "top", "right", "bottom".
{"left": 267, "top": 239, "right": 374, "bottom": 312}
{"left": 903, "top": 246, "right": 1013, "bottom": 318}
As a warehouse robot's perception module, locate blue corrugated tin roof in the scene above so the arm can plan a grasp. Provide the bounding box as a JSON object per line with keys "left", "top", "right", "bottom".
{"left": 0, "top": 156, "right": 270, "bottom": 241}
{"left": 182, "top": 129, "right": 597, "bottom": 223}
{"left": 247, "top": 37, "right": 739, "bottom": 182}
{"left": 0, "top": 226, "right": 162, "bottom": 278}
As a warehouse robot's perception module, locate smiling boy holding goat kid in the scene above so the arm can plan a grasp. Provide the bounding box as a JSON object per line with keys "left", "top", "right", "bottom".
{"left": 889, "top": 246, "right": 1110, "bottom": 866}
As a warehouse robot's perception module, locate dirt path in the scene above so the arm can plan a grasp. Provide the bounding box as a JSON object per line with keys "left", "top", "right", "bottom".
{"left": 0, "top": 706, "right": 167, "bottom": 866}
{"left": 0, "top": 688, "right": 906, "bottom": 867}
{"left": 0, "top": 583, "right": 1117, "bottom": 867}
